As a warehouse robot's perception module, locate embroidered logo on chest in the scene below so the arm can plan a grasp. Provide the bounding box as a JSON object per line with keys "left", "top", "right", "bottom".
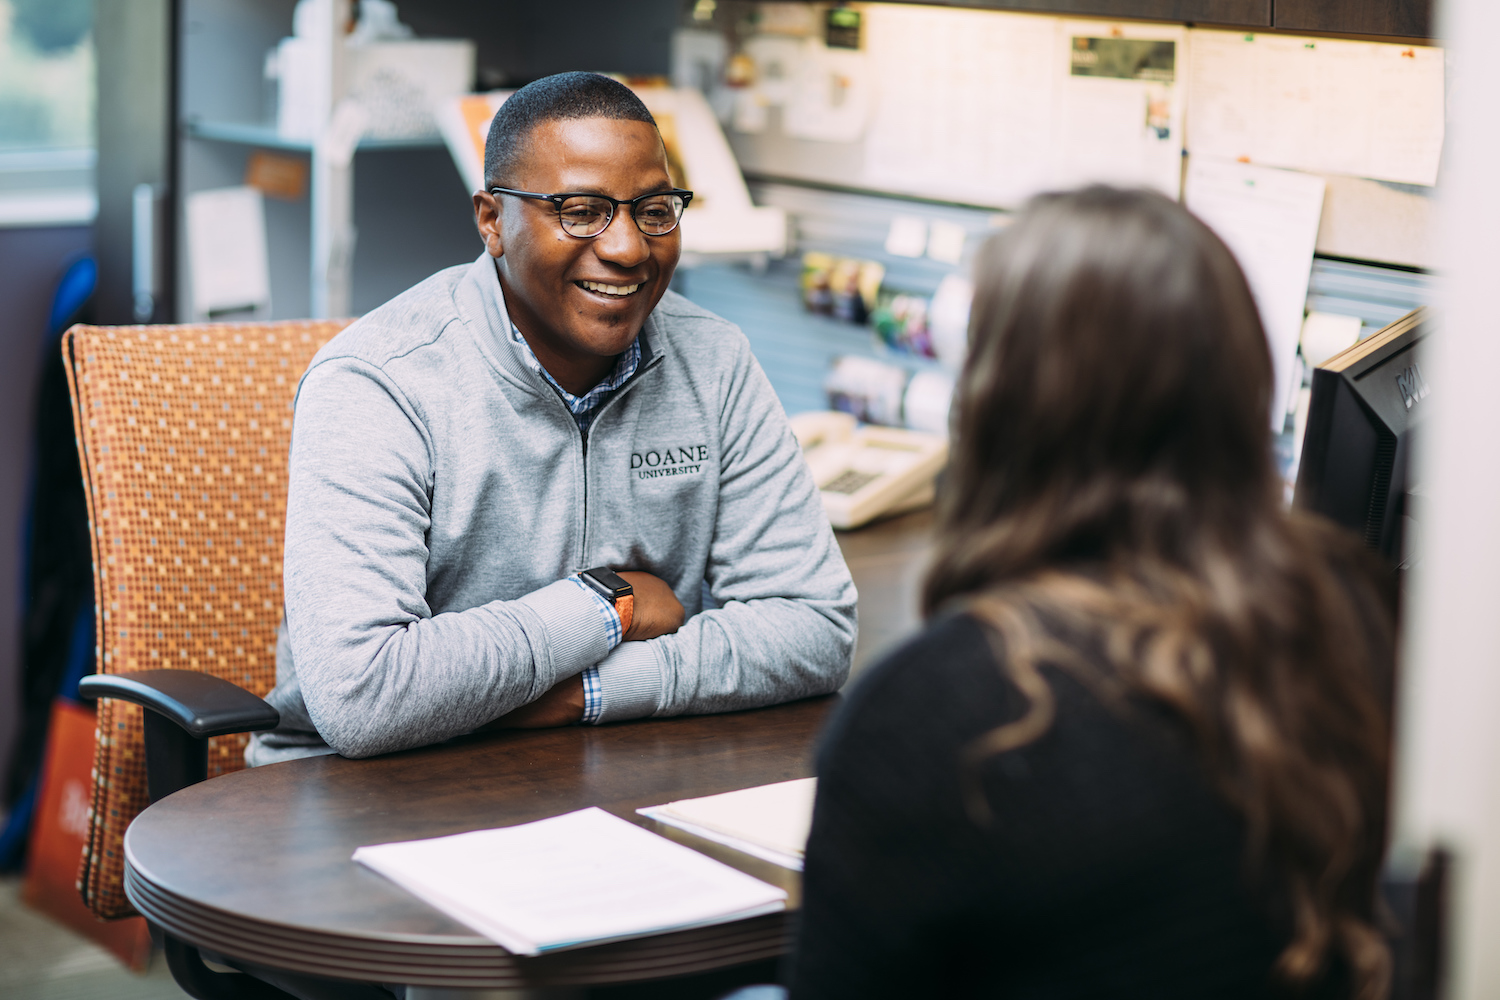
{"left": 631, "top": 445, "right": 709, "bottom": 480}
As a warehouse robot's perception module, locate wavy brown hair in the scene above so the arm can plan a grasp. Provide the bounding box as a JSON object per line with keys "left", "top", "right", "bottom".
{"left": 925, "top": 187, "right": 1396, "bottom": 998}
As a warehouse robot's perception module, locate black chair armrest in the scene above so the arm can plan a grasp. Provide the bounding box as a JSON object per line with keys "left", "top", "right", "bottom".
{"left": 80, "top": 671, "right": 293, "bottom": 998}
{"left": 78, "top": 669, "right": 281, "bottom": 803}
{"left": 79, "top": 669, "right": 280, "bottom": 737}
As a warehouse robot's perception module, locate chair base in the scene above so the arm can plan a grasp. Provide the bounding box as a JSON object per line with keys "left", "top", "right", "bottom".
{"left": 164, "top": 933, "right": 299, "bottom": 1000}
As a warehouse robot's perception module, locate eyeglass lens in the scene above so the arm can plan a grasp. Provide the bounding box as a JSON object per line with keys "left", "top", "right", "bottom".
{"left": 558, "top": 194, "right": 686, "bottom": 237}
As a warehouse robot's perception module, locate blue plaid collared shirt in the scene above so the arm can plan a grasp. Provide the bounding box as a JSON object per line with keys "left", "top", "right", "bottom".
{"left": 513, "top": 323, "right": 639, "bottom": 724}
{"left": 511, "top": 322, "right": 640, "bottom": 437}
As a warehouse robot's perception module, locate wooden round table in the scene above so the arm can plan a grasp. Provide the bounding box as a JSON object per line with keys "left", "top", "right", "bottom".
{"left": 123, "top": 697, "right": 835, "bottom": 991}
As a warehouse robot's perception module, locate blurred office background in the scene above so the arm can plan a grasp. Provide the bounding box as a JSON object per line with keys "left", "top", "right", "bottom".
{"left": 7, "top": 0, "right": 1496, "bottom": 997}
{"left": 0, "top": 0, "right": 96, "bottom": 849}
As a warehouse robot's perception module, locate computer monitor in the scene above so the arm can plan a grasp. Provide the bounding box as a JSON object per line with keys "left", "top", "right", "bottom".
{"left": 1294, "top": 307, "right": 1429, "bottom": 566}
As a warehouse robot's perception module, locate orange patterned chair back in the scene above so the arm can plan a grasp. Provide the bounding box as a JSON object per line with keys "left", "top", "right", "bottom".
{"left": 63, "top": 320, "right": 348, "bottom": 919}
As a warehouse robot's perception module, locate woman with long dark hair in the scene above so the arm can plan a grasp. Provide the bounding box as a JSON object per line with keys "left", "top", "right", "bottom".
{"left": 788, "top": 187, "right": 1396, "bottom": 999}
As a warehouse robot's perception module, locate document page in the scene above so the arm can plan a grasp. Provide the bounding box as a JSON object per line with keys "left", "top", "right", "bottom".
{"left": 1049, "top": 20, "right": 1187, "bottom": 197}
{"left": 862, "top": 5, "right": 1058, "bottom": 207}
{"left": 860, "top": 7, "right": 1185, "bottom": 206}
{"left": 640, "top": 778, "right": 818, "bottom": 871}
{"left": 1184, "top": 157, "right": 1325, "bottom": 429}
{"left": 1188, "top": 31, "right": 1445, "bottom": 187}
{"left": 353, "top": 807, "right": 787, "bottom": 956}
{"left": 185, "top": 186, "right": 270, "bottom": 317}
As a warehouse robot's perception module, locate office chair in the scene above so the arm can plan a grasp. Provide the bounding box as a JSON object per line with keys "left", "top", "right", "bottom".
{"left": 63, "top": 320, "right": 347, "bottom": 999}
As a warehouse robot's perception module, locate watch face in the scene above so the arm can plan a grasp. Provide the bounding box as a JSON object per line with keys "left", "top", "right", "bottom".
{"left": 583, "top": 567, "right": 632, "bottom": 600}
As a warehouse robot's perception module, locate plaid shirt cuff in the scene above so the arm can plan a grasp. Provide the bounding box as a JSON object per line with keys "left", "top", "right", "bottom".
{"left": 569, "top": 575, "right": 621, "bottom": 725}
{"left": 579, "top": 666, "right": 604, "bottom": 725}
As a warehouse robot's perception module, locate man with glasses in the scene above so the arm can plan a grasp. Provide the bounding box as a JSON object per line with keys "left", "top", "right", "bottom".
{"left": 248, "top": 72, "right": 856, "bottom": 765}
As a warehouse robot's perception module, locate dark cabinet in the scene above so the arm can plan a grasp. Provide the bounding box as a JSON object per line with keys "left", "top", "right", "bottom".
{"left": 1272, "top": 0, "right": 1433, "bottom": 38}
{"left": 956, "top": 1, "right": 1437, "bottom": 37}
{"left": 969, "top": 1, "right": 1270, "bottom": 26}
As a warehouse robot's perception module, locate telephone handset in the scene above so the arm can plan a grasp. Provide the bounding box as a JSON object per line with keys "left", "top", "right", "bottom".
{"left": 789, "top": 411, "right": 948, "bottom": 530}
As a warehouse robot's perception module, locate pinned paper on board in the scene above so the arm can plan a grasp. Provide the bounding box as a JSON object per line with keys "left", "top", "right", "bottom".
{"left": 784, "top": 38, "right": 871, "bottom": 142}
{"left": 732, "top": 89, "right": 770, "bottom": 134}
{"left": 858, "top": 8, "right": 1184, "bottom": 206}
{"left": 1184, "top": 157, "right": 1326, "bottom": 429}
{"left": 862, "top": 6, "right": 1057, "bottom": 205}
{"left": 743, "top": 34, "right": 803, "bottom": 105}
{"left": 1188, "top": 31, "right": 1445, "bottom": 187}
{"left": 1049, "top": 20, "right": 1187, "bottom": 196}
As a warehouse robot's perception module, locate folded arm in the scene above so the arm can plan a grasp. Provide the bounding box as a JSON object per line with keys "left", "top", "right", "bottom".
{"left": 591, "top": 347, "right": 858, "bottom": 722}
{"left": 283, "top": 360, "right": 612, "bottom": 757}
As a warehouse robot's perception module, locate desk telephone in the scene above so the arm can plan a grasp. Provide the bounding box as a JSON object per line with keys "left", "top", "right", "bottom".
{"left": 789, "top": 411, "right": 948, "bottom": 530}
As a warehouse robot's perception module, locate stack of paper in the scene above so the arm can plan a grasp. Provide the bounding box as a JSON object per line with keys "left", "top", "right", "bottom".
{"left": 638, "top": 778, "right": 818, "bottom": 871}
{"left": 353, "top": 808, "right": 786, "bottom": 955}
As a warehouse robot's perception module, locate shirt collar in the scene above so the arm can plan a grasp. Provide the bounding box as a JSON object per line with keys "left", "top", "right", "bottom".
{"left": 510, "top": 322, "right": 640, "bottom": 413}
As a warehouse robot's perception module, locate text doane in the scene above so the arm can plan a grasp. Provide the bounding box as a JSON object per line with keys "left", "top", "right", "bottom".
{"left": 632, "top": 446, "right": 708, "bottom": 480}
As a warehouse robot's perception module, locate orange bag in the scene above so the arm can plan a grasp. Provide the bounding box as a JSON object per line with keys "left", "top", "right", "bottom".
{"left": 22, "top": 697, "right": 152, "bottom": 970}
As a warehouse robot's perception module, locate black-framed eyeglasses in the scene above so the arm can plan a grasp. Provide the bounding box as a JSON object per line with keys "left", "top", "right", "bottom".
{"left": 489, "top": 186, "right": 694, "bottom": 238}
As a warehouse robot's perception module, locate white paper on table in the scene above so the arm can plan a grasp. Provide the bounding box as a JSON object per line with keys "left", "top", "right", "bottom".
{"left": 1184, "top": 157, "right": 1326, "bottom": 429}
{"left": 353, "top": 808, "right": 786, "bottom": 957}
{"left": 1187, "top": 30, "right": 1445, "bottom": 187}
{"left": 639, "top": 779, "right": 818, "bottom": 871}
{"left": 186, "top": 186, "right": 270, "bottom": 318}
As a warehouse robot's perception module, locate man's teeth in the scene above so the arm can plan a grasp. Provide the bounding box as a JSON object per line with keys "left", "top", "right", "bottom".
{"left": 581, "top": 281, "right": 639, "bottom": 297}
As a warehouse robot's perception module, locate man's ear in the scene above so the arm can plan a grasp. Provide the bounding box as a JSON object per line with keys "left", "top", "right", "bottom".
{"left": 473, "top": 189, "right": 504, "bottom": 258}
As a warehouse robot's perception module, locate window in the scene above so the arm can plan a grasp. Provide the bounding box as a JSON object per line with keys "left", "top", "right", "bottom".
{"left": 0, "top": 0, "right": 95, "bottom": 226}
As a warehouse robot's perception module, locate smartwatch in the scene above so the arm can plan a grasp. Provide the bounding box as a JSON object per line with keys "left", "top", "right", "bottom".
{"left": 579, "top": 567, "right": 634, "bottom": 636}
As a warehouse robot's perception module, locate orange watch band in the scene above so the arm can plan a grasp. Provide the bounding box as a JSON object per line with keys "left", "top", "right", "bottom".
{"left": 616, "top": 593, "right": 634, "bottom": 636}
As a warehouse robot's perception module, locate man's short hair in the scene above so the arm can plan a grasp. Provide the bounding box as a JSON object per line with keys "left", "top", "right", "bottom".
{"left": 484, "top": 72, "right": 659, "bottom": 188}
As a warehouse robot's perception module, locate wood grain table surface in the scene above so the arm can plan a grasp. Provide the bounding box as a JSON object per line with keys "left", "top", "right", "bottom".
{"left": 122, "top": 511, "right": 934, "bottom": 991}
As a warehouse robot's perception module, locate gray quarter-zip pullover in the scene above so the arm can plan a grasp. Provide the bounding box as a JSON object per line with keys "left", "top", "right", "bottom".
{"left": 247, "top": 253, "right": 856, "bottom": 763}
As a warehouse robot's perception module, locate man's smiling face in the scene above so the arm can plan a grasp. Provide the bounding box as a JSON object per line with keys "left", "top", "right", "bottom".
{"left": 475, "top": 116, "right": 680, "bottom": 391}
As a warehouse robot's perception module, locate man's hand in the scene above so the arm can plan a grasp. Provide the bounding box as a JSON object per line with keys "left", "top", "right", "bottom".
{"left": 488, "top": 674, "right": 585, "bottom": 729}
{"left": 618, "top": 571, "right": 684, "bottom": 641}
{"left": 481, "top": 571, "right": 681, "bottom": 731}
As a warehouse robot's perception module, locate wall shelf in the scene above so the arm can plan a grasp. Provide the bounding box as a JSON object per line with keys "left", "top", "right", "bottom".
{"left": 185, "top": 119, "right": 444, "bottom": 152}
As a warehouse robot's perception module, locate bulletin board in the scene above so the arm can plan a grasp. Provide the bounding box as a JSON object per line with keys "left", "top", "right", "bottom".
{"left": 713, "top": 7, "right": 1189, "bottom": 206}
{"left": 684, "top": 2, "right": 1444, "bottom": 432}
{"left": 690, "top": 4, "right": 1444, "bottom": 267}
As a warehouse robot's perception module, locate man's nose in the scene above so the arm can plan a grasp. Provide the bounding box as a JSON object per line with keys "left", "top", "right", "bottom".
{"left": 591, "top": 206, "right": 651, "bottom": 268}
